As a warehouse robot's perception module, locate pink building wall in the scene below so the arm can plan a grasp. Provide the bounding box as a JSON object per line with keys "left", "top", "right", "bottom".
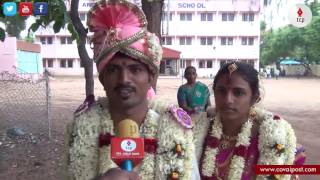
{"left": 0, "top": 37, "right": 17, "bottom": 73}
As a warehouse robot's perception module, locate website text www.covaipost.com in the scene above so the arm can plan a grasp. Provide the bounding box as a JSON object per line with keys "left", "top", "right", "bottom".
{"left": 256, "top": 165, "right": 320, "bottom": 175}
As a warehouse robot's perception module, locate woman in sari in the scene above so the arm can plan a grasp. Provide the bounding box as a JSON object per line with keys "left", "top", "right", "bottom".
{"left": 177, "top": 66, "right": 211, "bottom": 114}
{"left": 195, "top": 62, "right": 305, "bottom": 180}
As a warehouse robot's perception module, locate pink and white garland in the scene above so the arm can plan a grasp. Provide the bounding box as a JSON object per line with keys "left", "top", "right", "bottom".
{"left": 200, "top": 115, "right": 253, "bottom": 179}
{"left": 200, "top": 109, "right": 297, "bottom": 180}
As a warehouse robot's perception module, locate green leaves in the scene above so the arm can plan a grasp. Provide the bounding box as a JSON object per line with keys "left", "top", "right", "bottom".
{"left": 53, "top": 21, "right": 63, "bottom": 33}
{"left": 29, "top": 19, "right": 41, "bottom": 33}
{"left": 261, "top": 2, "right": 320, "bottom": 66}
{"left": 0, "top": 15, "right": 28, "bottom": 39}
{"left": 0, "top": 28, "right": 5, "bottom": 42}
{"left": 67, "top": 23, "right": 80, "bottom": 44}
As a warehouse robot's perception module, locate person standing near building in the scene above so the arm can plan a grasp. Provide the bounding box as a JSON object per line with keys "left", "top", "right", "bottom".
{"left": 266, "top": 68, "right": 271, "bottom": 78}
{"left": 65, "top": 1, "right": 197, "bottom": 179}
{"left": 177, "top": 66, "right": 211, "bottom": 115}
{"left": 275, "top": 68, "right": 280, "bottom": 80}
{"left": 177, "top": 66, "right": 212, "bottom": 163}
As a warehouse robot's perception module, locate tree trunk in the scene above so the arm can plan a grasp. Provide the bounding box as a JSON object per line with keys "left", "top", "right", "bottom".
{"left": 141, "top": 0, "right": 163, "bottom": 38}
{"left": 70, "top": 0, "right": 94, "bottom": 97}
{"left": 141, "top": 0, "right": 164, "bottom": 92}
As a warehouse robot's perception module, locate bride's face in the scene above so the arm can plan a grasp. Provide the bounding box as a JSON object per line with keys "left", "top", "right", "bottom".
{"left": 214, "top": 72, "right": 254, "bottom": 122}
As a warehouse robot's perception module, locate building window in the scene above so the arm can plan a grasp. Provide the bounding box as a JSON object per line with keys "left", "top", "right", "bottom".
{"left": 67, "top": 37, "right": 73, "bottom": 44}
{"left": 240, "top": 59, "right": 255, "bottom": 67}
{"left": 179, "top": 37, "right": 192, "bottom": 45}
{"left": 200, "top": 38, "right": 206, "bottom": 45}
{"left": 43, "top": 58, "right": 54, "bottom": 68}
{"left": 67, "top": 59, "right": 73, "bottom": 68}
{"left": 61, "top": 37, "right": 66, "bottom": 44}
{"left": 60, "top": 59, "right": 66, "bottom": 68}
{"left": 47, "top": 37, "right": 53, "bottom": 44}
{"left": 242, "top": 13, "right": 254, "bottom": 21}
{"left": 249, "top": 13, "right": 254, "bottom": 21}
{"left": 248, "top": 37, "right": 254, "bottom": 45}
{"left": 61, "top": 36, "right": 73, "bottom": 44}
{"left": 221, "top": 37, "right": 233, "bottom": 46}
{"left": 180, "top": 13, "right": 192, "bottom": 21}
{"left": 221, "top": 38, "right": 226, "bottom": 45}
{"left": 186, "top": 60, "right": 192, "bottom": 67}
{"left": 200, "top": 37, "right": 213, "bottom": 45}
{"left": 40, "top": 37, "right": 53, "bottom": 44}
{"left": 207, "top": 60, "right": 213, "bottom": 68}
{"left": 162, "top": 12, "right": 173, "bottom": 21}
{"left": 241, "top": 37, "right": 254, "bottom": 45}
{"left": 79, "top": 13, "right": 86, "bottom": 21}
{"left": 221, "top": 13, "right": 234, "bottom": 21}
{"left": 200, "top": 13, "right": 213, "bottom": 21}
{"left": 161, "top": 37, "right": 172, "bottom": 45}
{"left": 40, "top": 37, "right": 46, "bottom": 44}
{"left": 47, "top": 59, "right": 53, "bottom": 67}
{"left": 208, "top": 38, "right": 213, "bottom": 45}
{"left": 241, "top": 37, "right": 247, "bottom": 45}
{"left": 199, "top": 60, "right": 205, "bottom": 68}
{"left": 180, "top": 60, "right": 193, "bottom": 68}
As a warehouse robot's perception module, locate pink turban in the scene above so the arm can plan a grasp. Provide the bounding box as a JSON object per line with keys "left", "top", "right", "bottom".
{"left": 87, "top": 0, "right": 162, "bottom": 75}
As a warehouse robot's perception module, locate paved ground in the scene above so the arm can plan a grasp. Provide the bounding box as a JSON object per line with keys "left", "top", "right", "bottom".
{"left": 0, "top": 76, "right": 319, "bottom": 180}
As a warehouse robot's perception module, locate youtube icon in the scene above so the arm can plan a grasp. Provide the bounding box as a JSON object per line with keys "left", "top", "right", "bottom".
{"left": 18, "top": 2, "right": 32, "bottom": 16}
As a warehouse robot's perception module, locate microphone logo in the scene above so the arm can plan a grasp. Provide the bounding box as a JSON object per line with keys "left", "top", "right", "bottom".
{"left": 121, "top": 139, "right": 137, "bottom": 152}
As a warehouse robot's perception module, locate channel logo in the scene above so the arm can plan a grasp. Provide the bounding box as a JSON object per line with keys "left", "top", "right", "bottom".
{"left": 33, "top": 2, "right": 48, "bottom": 16}
{"left": 288, "top": 4, "right": 312, "bottom": 28}
{"left": 18, "top": 2, "right": 33, "bottom": 16}
{"left": 3, "top": 2, "right": 17, "bottom": 16}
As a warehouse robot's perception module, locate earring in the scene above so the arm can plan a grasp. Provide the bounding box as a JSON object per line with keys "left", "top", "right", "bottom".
{"left": 249, "top": 107, "right": 257, "bottom": 120}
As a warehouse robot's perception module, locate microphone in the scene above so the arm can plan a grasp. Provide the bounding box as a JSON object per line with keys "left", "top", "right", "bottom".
{"left": 111, "top": 119, "right": 144, "bottom": 171}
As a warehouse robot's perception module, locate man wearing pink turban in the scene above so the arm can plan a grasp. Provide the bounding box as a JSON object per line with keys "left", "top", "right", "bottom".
{"left": 65, "top": 1, "right": 198, "bottom": 180}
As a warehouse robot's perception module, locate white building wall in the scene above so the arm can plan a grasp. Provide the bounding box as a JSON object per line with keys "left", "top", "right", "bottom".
{"left": 163, "top": 0, "right": 260, "bottom": 77}
{"left": 35, "top": 0, "right": 260, "bottom": 77}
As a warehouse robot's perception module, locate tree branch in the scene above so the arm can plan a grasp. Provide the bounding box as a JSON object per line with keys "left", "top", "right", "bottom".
{"left": 70, "top": 0, "right": 94, "bottom": 97}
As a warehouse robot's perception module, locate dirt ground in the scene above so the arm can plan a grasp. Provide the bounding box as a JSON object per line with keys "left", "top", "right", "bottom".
{"left": 0, "top": 76, "right": 319, "bottom": 180}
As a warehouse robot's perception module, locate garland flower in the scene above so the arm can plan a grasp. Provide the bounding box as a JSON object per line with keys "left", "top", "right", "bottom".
{"left": 199, "top": 108, "right": 297, "bottom": 180}
{"left": 200, "top": 114, "right": 253, "bottom": 179}
{"left": 67, "top": 98, "right": 193, "bottom": 180}
{"left": 256, "top": 112, "right": 296, "bottom": 180}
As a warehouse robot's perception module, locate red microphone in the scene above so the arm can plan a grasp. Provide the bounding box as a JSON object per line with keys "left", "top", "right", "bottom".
{"left": 111, "top": 119, "right": 144, "bottom": 171}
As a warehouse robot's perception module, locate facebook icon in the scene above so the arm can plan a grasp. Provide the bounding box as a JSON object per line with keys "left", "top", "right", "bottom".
{"left": 33, "top": 2, "right": 48, "bottom": 16}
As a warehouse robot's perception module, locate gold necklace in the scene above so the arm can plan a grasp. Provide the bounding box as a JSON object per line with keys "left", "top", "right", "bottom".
{"left": 219, "top": 134, "right": 237, "bottom": 150}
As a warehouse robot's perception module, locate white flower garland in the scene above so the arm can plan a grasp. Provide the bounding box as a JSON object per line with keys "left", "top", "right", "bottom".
{"left": 228, "top": 118, "right": 253, "bottom": 180}
{"left": 201, "top": 114, "right": 253, "bottom": 179}
{"left": 68, "top": 98, "right": 193, "bottom": 180}
{"left": 98, "top": 103, "right": 159, "bottom": 179}
{"left": 256, "top": 111, "right": 296, "bottom": 180}
{"left": 200, "top": 108, "right": 297, "bottom": 180}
